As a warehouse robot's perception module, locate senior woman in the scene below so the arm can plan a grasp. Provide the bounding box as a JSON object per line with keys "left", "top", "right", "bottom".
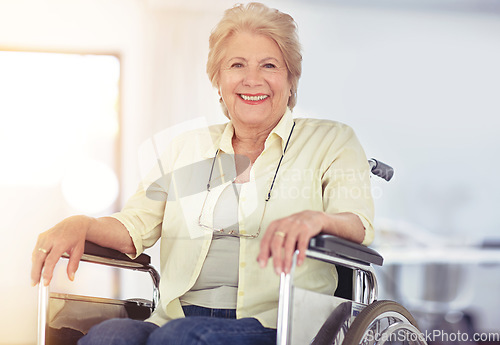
{"left": 31, "top": 2, "right": 374, "bottom": 344}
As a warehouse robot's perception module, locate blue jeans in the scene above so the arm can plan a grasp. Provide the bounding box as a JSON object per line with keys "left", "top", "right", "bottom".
{"left": 78, "top": 305, "right": 277, "bottom": 345}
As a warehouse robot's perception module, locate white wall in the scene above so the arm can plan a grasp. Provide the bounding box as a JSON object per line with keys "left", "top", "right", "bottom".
{"left": 1, "top": 0, "right": 499, "bottom": 343}
{"left": 276, "top": 0, "right": 500, "bottom": 238}
{"left": 276, "top": 0, "right": 500, "bottom": 331}
{"left": 276, "top": 0, "right": 500, "bottom": 330}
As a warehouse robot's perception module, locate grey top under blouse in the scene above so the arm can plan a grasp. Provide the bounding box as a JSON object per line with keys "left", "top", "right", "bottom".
{"left": 179, "top": 183, "right": 242, "bottom": 309}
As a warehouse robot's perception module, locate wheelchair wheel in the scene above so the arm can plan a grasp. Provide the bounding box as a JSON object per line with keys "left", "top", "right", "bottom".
{"left": 343, "top": 300, "right": 427, "bottom": 345}
{"left": 311, "top": 301, "right": 352, "bottom": 345}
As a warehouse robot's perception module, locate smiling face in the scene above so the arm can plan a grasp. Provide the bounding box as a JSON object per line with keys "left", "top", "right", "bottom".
{"left": 218, "top": 31, "right": 292, "bottom": 133}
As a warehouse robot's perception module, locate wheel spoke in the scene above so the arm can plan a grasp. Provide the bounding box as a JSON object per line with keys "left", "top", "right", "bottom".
{"left": 343, "top": 301, "right": 428, "bottom": 345}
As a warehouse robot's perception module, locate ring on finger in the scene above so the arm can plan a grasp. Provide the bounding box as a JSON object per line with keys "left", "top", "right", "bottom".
{"left": 38, "top": 247, "right": 48, "bottom": 254}
{"left": 274, "top": 231, "right": 286, "bottom": 238}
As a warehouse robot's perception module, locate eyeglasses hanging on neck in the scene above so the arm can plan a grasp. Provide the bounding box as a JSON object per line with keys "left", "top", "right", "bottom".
{"left": 198, "top": 122, "right": 295, "bottom": 238}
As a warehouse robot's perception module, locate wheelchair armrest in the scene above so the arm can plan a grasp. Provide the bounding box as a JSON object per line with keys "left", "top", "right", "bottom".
{"left": 80, "top": 241, "right": 161, "bottom": 309}
{"left": 309, "top": 234, "right": 383, "bottom": 266}
{"left": 83, "top": 241, "right": 151, "bottom": 266}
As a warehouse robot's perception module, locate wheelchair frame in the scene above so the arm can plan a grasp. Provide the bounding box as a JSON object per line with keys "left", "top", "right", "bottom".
{"left": 37, "top": 242, "right": 160, "bottom": 345}
{"left": 38, "top": 159, "right": 427, "bottom": 344}
{"left": 38, "top": 235, "right": 426, "bottom": 345}
{"left": 276, "top": 235, "right": 425, "bottom": 345}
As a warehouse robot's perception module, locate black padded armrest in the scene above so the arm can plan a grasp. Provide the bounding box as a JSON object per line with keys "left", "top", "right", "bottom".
{"left": 309, "top": 234, "right": 383, "bottom": 266}
{"left": 84, "top": 241, "right": 151, "bottom": 266}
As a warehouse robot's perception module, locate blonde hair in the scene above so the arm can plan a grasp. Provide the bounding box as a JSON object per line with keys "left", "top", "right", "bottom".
{"left": 207, "top": 2, "right": 302, "bottom": 117}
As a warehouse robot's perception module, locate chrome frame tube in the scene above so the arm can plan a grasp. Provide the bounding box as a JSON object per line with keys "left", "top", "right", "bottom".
{"left": 37, "top": 283, "right": 49, "bottom": 345}
{"left": 38, "top": 254, "right": 162, "bottom": 345}
{"left": 353, "top": 268, "right": 378, "bottom": 304}
{"left": 148, "top": 269, "right": 161, "bottom": 310}
{"left": 277, "top": 250, "right": 379, "bottom": 345}
{"left": 276, "top": 250, "right": 298, "bottom": 345}
{"left": 353, "top": 269, "right": 364, "bottom": 304}
{"left": 306, "top": 249, "right": 378, "bottom": 304}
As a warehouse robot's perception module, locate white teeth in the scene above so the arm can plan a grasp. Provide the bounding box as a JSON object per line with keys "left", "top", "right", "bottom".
{"left": 240, "top": 94, "right": 268, "bottom": 101}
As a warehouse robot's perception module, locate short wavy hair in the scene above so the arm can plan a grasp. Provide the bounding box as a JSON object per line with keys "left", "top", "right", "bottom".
{"left": 207, "top": 2, "right": 302, "bottom": 118}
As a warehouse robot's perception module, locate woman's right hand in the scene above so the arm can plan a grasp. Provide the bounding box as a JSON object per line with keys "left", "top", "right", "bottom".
{"left": 31, "top": 215, "right": 91, "bottom": 287}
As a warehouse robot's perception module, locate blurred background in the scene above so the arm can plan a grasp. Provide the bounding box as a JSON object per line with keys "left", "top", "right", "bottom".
{"left": 1, "top": 0, "right": 499, "bottom": 344}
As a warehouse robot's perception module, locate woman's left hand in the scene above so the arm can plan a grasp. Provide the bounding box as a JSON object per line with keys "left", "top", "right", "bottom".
{"left": 257, "top": 210, "right": 325, "bottom": 275}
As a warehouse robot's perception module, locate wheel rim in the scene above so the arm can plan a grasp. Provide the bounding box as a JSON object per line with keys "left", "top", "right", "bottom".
{"left": 343, "top": 300, "right": 427, "bottom": 345}
{"left": 358, "top": 311, "right": 424, "bottom": 345}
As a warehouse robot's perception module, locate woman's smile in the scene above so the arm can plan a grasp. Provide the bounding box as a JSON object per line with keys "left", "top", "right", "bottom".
{"left": 238, "top": 93, "right": 269, "bottom": 104}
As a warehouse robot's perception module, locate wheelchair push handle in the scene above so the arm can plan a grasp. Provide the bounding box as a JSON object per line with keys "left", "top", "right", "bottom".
{"left": 369, "top": 158, "right": 394, "bottom": 181}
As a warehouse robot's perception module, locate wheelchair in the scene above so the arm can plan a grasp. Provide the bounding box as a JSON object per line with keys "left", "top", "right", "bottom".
{"left": 38, "top": 159, "right": 428, "bottom": 345}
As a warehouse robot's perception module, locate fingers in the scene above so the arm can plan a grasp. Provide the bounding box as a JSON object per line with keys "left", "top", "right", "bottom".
{"left": 31, "top": 239, "right": 51, "bottom": 286}
{"left": 258, "top": 211, "right": 324, "bottom": 275}
{"left": 258, "top": 220, "right": 305, "bottom": 275}
{"left": 41, "top": 247, "right": 65, "bottom": 286}
{"left": 280, "top": 233, "right": 297, "bottom": 274}
{"left": 269, "top": 228, "right": 286, "bottom": 275}
{"left": 67, "top": 243, "right": 85, "bottom": 282}
{"left": 31, "top": 217, "right": 88, "bottom": 286}
{"left": 295, "top": 233, "right": 309, "bottom": 267}
{"left": 32, "top": 240, "right": 81, "bottom": 286}
{"left": 278, "top": 230, "right": 309, "bottom": 274}
{"left": 31, "top": 233, "right": 67, "bottom": 287}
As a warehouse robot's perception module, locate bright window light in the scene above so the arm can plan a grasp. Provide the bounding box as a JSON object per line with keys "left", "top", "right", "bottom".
{"left": 0, "top": 51, "right": 120, "bottom": 188}
{"left": 0, "top": 51, "right": 120, "bottom": 213}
